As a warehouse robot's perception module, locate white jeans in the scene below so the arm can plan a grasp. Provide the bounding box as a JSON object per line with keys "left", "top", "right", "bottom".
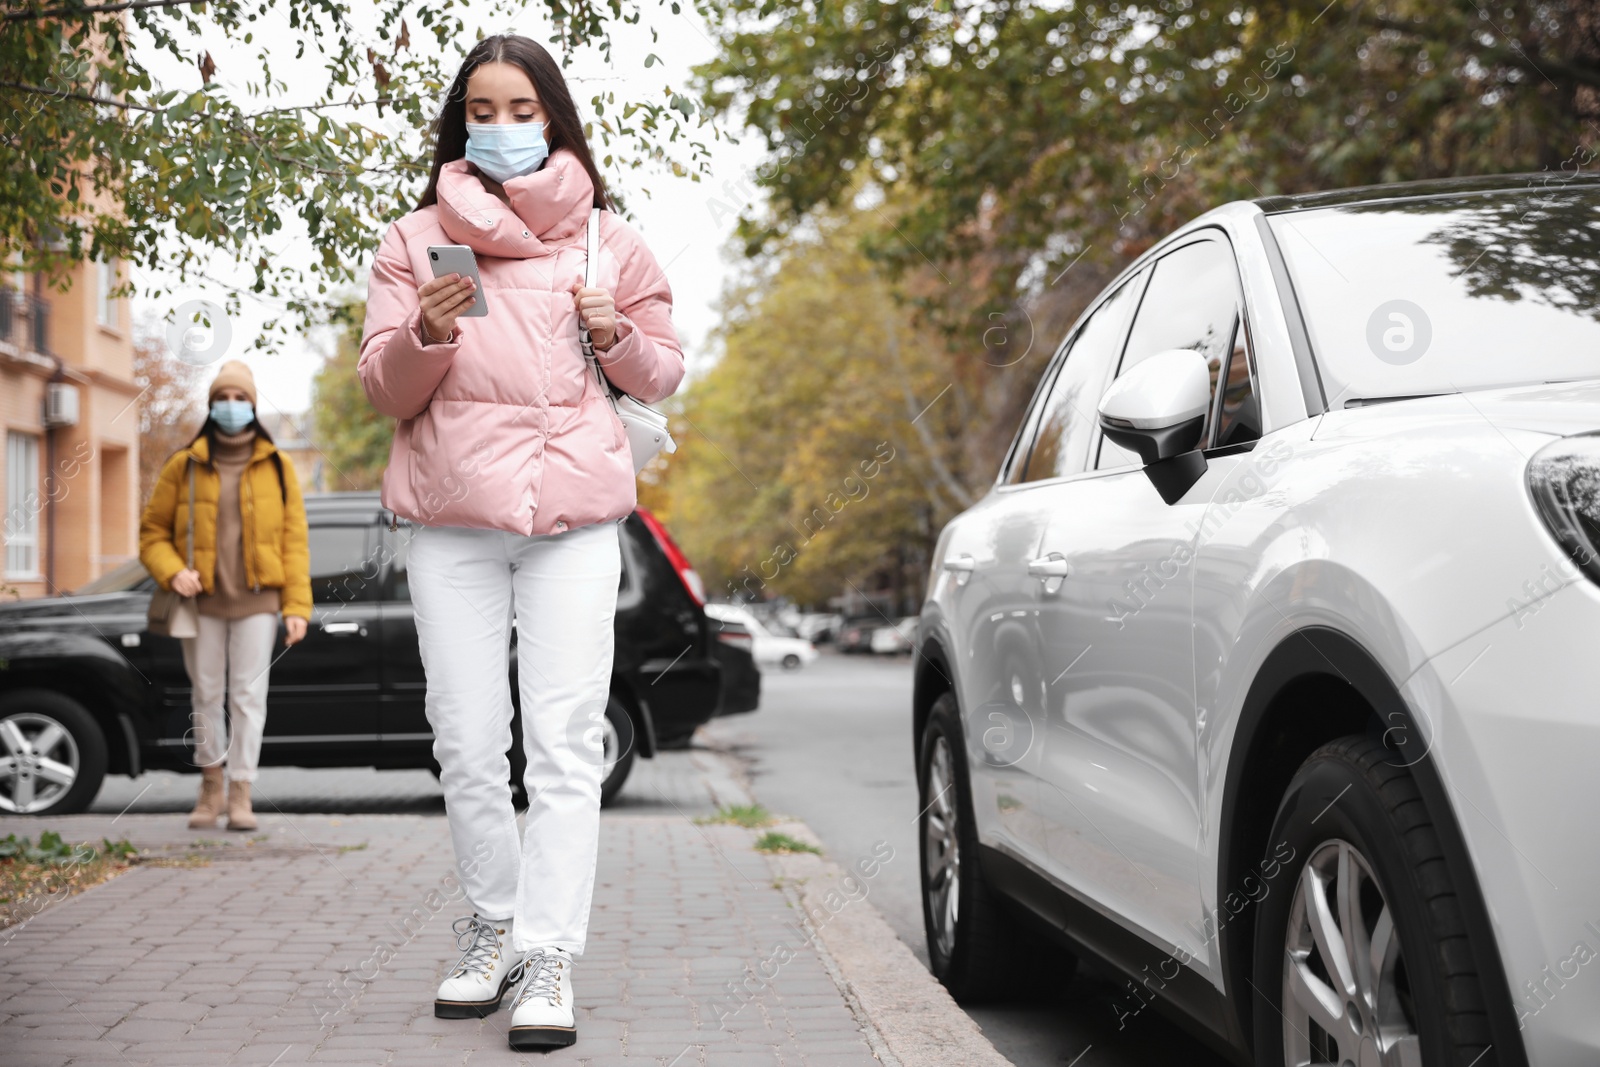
{"left": 407, "top": 518, "right": 622, "bottom": 955}
{"left": 179, "top": 612, "right": 279, "bottom": 782}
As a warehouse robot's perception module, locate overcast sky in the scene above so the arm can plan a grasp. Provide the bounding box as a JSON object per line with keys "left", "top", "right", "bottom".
{"left": 132, "top": 1, "right": 766, "bottom": 420}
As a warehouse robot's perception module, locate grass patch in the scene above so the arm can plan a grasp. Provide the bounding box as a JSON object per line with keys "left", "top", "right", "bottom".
{"left": 753, "top": 831, "right": 821, "bottom": 855}
{"left": 696, "top": 803, "right": 774, "bottom": 828}
{"left": 337, "top": 842, "right": 369, "bottom": 855}
{"left": 0, "top": 832, "right": 138, "bottom": 930}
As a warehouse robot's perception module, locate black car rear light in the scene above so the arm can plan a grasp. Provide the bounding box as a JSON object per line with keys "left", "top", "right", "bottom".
{"left": 635, "top": 507, "right": 707, "bottom": 606}
{"left": 1527, "top": 432, "right": 1600, "bottom": 585}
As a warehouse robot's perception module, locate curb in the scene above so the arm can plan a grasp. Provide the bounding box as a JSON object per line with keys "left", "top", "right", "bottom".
{"left": 693, "top": 746, "right": 1014, "bottom": 1067}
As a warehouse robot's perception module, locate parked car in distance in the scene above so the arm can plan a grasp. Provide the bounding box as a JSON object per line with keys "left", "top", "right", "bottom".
{"left": 0, "top": 495, "right": 728, "bottom": 815}
{"left": 869, "top": 616, "right": 918, "bottom": 655}
{"left": 797, "top": 612, "right": 845, "bottom": 645}
{"left": 703, "top": 604, "right": 818, "bottom": 670}
{"left": 915, "top": 175, "right": 1600, "bottom": 1067}
{"left": 837, "top": 618, "right": 883, "bottom": 654}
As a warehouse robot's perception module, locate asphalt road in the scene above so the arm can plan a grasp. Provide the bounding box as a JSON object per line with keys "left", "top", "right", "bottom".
{"left": 701, "top": 650, "right": 1235, "bottom": 1067}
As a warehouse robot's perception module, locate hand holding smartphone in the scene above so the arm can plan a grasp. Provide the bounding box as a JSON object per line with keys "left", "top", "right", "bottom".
{"left": 421, "top": 245, "right": 487, "bottom": 342}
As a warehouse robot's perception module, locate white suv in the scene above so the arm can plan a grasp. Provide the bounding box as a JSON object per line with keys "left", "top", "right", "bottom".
{"left": 914, "top": 175, "right": 1600, "bottom": 1067}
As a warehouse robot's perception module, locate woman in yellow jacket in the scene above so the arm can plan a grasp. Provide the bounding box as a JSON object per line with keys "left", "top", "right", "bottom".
{"left": 139, "top": 360, "right": 312, "bottom": 831}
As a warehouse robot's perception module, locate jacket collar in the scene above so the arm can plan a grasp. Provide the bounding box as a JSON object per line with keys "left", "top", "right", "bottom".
{"left": 435, "top": 147, "right": 594, "bottom": 258}
{"left": 186, "top": 433, "right": 276, "bottom": 465}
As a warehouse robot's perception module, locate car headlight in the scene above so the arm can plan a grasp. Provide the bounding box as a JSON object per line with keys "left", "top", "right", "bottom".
{"left": 1527, "top": 432, "right": 1600, "bottom": 584}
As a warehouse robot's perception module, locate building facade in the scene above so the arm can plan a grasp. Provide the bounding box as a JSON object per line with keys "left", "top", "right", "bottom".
{"left": 1, "top": 259, "right": 140, "bottom": 598}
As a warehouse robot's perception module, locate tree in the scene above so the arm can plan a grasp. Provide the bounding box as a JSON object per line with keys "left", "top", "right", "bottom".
{"left": 311, "top": 300, "right": 392, "bottom": 491}
{"left": 694, "top": 0, "right": 1600, "bottom": 316}
{"left": 2, "top": 0, "right": 714, "bottom": 345}
{"left": 133, "top": 322, "right": 203, "bottom": 502}
{"left": 649, "top": 211, "right": 981, "bottom": 609}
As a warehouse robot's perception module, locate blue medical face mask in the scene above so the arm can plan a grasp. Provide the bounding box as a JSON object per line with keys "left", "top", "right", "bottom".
{"left": 463, "top": 121, "right": 549, "bottom": 184}
{"left": 211, "top": 399, "right": 254, "bottom": 434}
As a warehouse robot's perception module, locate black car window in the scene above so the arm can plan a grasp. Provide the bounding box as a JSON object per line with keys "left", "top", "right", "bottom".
{"left": 1013, "top": 271, "right": 1146, "bottom": 484}
{"left": 1097, "top": 236, "right": 1245, "bottom": 469}
{"left": 309, "top": 524, "right": 378, "bottom": 604}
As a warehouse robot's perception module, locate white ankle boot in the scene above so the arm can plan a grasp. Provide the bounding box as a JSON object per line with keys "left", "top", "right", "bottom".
{"left": 434, "top": 915, "right": 528, "bottom": 1018}
{"left": 508, "top": 946, "right": 576, "bottom": 1050}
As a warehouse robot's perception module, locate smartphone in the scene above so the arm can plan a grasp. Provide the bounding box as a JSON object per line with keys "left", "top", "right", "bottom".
{"left": 426, "top": 245, "right": 488, "bottom": 317}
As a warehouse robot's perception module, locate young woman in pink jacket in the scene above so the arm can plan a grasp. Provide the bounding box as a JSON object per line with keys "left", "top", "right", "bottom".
{"left": 357, "top": 34, "right": 684, "bottom": 1052}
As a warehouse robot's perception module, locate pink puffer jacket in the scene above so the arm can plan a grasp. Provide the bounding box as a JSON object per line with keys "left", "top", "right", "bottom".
{"left": 358, "top": 147, "right": 684, "bottom": 535}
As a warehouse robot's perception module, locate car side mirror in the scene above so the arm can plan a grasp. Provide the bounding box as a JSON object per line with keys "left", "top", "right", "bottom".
{"left": 1097, "top": 348, "right": 1211, "bottom": 504}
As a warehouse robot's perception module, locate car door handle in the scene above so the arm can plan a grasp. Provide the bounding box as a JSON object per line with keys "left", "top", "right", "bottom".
{"left": 322, "top": 621, "right": 365, "bottom": 636}
{"left": 943, "top": 554, "right": 976, "bottom": 572}
{"left": 1027, "top": 556, "right": 1072, "bottom": 578}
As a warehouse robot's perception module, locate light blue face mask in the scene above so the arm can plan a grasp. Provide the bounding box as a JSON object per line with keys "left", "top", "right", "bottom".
{"left": 211, "top": 399, "right": 254, "bottom": 434}
{"left": 463, "top": 121, "right": 549, "bottom": 184}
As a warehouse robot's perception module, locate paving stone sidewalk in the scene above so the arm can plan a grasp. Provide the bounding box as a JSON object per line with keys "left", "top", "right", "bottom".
{"left": 0, "top": 749, "right": 889, "bottom": 1067}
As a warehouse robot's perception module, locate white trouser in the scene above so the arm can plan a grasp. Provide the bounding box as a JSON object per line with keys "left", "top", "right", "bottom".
{"left": 407, "top": 518, "right": 622, "bottom": 955}
{"left": 179, "top": 611, "right": 279, "bottom": 782}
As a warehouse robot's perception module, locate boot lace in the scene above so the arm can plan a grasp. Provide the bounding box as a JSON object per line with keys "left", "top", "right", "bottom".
{"left": 513, "top": 949, "right": 564, "bottom": 1008}
{"left": 448, "top": 915, "right": 505, "bottom": 978}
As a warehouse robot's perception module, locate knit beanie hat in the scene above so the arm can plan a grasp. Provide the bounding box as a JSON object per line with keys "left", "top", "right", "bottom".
{"left": 208, "top": 360, "right": 257, "bottom": 406}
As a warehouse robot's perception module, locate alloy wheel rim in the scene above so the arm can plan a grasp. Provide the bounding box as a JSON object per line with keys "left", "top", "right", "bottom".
{"left": 1282, "top": 838, "right": 1420, "bottom": 1067}
{"left": 0, "top": 712, "right": 80, "bottom": 814}
{"left": 923, "top": 734, "right": 960, "bottom": 963}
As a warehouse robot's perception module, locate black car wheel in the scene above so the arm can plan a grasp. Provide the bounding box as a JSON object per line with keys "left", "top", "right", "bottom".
{"left": 503, "top": 695, "right": 637, "bottom": 809}
{"left": 1253, "top": 736, "right": 1494, "bottom": 1067}
{"left": 781, "top": 653, "right": 801, "bottom": 670}
{"left": 0, "top": 690, "right": 108, "bottom": 816}
{"left": 918, "top": 691, "right": 1069, "bottom": 1002}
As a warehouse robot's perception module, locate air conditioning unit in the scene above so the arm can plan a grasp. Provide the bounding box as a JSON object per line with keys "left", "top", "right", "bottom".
{"left": 43, "top": 382, "right": 79, "bottom": 427}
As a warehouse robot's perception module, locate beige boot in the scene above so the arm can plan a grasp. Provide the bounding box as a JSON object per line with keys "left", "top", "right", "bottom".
{"left": 226, "top": 778, "right": 258, "bottom": 832}
{"left": 187, "top": 767, "right": 225, "bottom": 829}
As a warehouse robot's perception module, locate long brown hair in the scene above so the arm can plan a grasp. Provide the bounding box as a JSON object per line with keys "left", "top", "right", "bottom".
{"left": 414, "top": 35, "right": 612, "bottom": 213}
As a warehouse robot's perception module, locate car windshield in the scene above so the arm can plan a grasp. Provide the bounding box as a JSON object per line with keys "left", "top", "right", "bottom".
{"left": 1267, "top": 185, "right": 1600, "bottom": 406}
{"left": 72, "top": 558, "right": 151, "bottom": 595}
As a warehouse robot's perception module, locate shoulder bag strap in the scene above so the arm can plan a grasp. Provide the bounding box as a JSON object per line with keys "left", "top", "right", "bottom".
{"left": 581, "top": 206, "right": 615, "bottom": 399}
{"left": 185, "top": 458, "right": 195, "bottom": 569}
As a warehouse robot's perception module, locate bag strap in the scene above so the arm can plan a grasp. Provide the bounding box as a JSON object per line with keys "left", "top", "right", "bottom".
{"left": 580, "top": 206, "right": 616, "bottom": 400}
{"left": 184, "top": 457, "right": 195, "bottom": 569}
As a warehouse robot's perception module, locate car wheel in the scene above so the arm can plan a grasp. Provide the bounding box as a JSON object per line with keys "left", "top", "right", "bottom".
{"left": 506, "top": 696, "right": 638, "bottom": 808}
{"left": 1253, "top": 735, "right": 1494, "bottom": 1067}
{"left": 919, "top": 691, "right": 1069, "bottom": 1002}
{"left": 781, "top": 653, "right": 801, "bottom": 670}
{"left": 0, "top": 689, "right": 108, "bottom": 816}
{"left": 598, "top": 697, "right": 637, "bottom": 808}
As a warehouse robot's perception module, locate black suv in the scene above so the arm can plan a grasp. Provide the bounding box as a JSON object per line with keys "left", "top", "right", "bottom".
{"left": 0, "top": 493, "right": 758, "bottom": 816}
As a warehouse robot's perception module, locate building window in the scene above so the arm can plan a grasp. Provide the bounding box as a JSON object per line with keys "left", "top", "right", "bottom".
{"left": 96, "top": 258, "right": 118, "bottom": 329}
{"left": 5, "top": 431, "right": 41, "bottom": 578}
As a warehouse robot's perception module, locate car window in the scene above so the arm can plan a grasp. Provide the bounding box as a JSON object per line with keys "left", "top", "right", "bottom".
{"left": 309, "top": 524, "right": 378, "bottom": 604}
{"left": 1097, "top": 236, "right": 1245, "bottom": 469}
{"left": 1212, "top": 322, "right": 1261, "bottom": 447}
{"left": 1011, "top": 271, "right": 1146, "bottom": 484}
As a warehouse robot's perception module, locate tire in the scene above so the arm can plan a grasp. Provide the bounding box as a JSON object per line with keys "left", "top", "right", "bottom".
{"left": 918, "top": 691, "right": 1070, "bottom": 1002}
{"left": 506, "top": 695, "right": 637, "bottom": 808}
{"left": 781, "top": 653, "right": 801, "bottom": 670}
{"left": 598, "top": 698, "right": 636, "bottom": 808}
{"left": 0, "top": 689, "right": 108, "bottom": 816}
{"left": 1253, "top": 735, "right": 1494, "bottom": 1067}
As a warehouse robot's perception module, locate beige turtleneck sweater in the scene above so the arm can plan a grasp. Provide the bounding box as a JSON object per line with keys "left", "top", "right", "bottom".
{"left": 198, "top": 428, "right": 283, "bottom": 619}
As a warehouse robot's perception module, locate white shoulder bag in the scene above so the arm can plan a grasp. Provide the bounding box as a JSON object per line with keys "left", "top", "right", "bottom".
{"left": 581, "top": 206, "right": 676, "bottom": 475}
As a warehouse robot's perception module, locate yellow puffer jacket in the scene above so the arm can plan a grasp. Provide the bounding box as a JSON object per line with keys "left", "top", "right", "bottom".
{"left": 138, "top": 434, "right": 312, "bottom": 619}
